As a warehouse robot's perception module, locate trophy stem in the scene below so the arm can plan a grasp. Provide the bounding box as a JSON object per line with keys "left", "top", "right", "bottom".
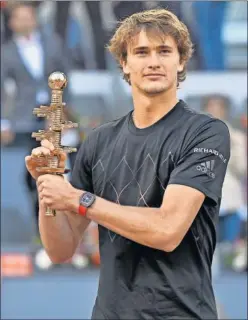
{"left": 32, "top": 72, "right": 77, "bottom": 218}
{"left": 45, "top": 91, "right": 63, "bottom": 216}
{"left": 45, "top": 156, "right": 59, "bottom": 216}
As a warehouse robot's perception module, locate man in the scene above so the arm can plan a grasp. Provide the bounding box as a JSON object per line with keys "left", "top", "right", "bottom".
{"left": 26, "top": 9, "right": 230, "bottom": 319}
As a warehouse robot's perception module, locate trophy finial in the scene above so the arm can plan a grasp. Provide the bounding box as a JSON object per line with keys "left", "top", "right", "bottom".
{"left": 48, "top": 72, "right": 67, "bottom": 90}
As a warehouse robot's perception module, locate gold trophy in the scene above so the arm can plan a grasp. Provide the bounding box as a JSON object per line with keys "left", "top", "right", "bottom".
{"left": 32, "top": 72, "right": 78, "bottom": 216}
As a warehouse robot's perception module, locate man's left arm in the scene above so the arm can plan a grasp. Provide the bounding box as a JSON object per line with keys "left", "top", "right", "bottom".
{"left": 77, "top": 185, "right": 205, "bottom": 252}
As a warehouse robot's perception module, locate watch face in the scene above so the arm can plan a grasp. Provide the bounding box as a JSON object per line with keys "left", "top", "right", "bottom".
{"left": 81, "top": 192, "right": 95, "bottom": 207}
{"left": 84, "top": 193, "right": 93, "bottom": 205}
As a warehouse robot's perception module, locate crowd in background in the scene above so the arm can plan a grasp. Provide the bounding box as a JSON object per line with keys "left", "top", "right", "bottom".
{"left": 1, "top": 1, "right": 246, "bottom": 71}
{"left": 1, "top": 1, "right": 247, "bottom": 273}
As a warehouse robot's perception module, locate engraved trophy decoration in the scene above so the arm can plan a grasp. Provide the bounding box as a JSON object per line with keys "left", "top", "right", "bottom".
{"left": 32, "top": 72, "right": 78, "bottom": 216}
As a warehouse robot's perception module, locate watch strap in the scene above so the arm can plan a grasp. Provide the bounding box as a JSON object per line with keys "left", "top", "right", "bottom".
{"left": 78, "top": 205, "right": 87, "bottom": 217}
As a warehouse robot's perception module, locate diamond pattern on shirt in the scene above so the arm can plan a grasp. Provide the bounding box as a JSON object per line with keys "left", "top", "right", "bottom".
{"left": 92, "top": 152, "right": 174, "bottom": 242}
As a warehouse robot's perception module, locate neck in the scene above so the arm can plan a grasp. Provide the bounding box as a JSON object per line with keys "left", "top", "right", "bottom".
{"left": 131, "top": 84, "right": 178, "bottom": 129}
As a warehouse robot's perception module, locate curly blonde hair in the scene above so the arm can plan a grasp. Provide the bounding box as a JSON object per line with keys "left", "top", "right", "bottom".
{"left": 107, "top": 8, "right": 193, "bottom": 87}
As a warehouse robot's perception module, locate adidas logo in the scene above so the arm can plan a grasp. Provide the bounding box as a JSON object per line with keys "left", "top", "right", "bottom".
{"left": 196, "top": 160, "right": 215, "bottom": 178}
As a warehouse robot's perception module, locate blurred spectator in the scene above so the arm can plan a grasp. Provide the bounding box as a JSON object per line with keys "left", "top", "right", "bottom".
{"left": 232, "top": 108, "right": 247, "bottom": 272}
{"left": 203, "top": 95, "right": 247, "bottom": 268}
{"left": 112, "top": 1, "right": 144, "bottom": 20}
{"left": 53, "top": 1, "right": 86, "bottom": 69}
{"left": 55, "top": 1, "right": 107, "bottom": 69}
{"left": 1, "top": 118, "right": 15, "bottom": 145}
{"left": 1, "top": 0, "right": 12, "bottom": 43}
{"left": 1, "top": 1, "right": 78, "bottom": 241}
{"left": 0, "top": 1, "right": 42, "bottom": 43}
{"left": 193, "top": 1, "right": 227, "bottom": 70}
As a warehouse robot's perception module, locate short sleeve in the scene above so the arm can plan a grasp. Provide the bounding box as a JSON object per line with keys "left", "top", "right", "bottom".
{"left": 168, "top": 119, "right": 230, "bottom": 205}
{"left": 70, "top": 134, "right": 94, "bottom": 192}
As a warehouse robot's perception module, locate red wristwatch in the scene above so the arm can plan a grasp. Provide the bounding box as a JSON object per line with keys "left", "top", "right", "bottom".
{"left": 78, "top": 192, "right": 96, "bottom": 217}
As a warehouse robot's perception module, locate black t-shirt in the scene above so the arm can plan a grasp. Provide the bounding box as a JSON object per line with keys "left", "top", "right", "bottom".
{"left": 71, "top": 100, "right": 230, "bottom": 320}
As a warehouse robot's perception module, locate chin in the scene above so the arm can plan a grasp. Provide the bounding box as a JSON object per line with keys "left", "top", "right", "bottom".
{"left": 142, "top": 85, "right": 167, "bottom": 95}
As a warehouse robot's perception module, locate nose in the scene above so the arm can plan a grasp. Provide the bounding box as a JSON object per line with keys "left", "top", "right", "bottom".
{"left": 147, "top": 52, "right": 161, "bottom": 70}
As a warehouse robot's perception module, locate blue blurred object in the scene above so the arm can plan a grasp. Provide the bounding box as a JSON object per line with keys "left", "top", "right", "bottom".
{"left": 193, "top": 1, "right": 227, "bottom": 70}
{"left": 218, "top": 212, "right": 242, "bottom": 243}
{"left": 66, "top": 17, "right": 81, "bottom": 50}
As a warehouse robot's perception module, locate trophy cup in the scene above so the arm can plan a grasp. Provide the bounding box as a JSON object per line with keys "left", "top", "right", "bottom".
{"left": 32, "top": 72, "right": 78, "bottom": 216}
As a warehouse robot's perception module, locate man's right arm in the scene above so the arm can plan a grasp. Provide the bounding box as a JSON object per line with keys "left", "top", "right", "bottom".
{"left": 26, "top": 137, "right": 94, "bottom": 263}
{"left": 38, "top": 204, "right": 90, "bottom": 263}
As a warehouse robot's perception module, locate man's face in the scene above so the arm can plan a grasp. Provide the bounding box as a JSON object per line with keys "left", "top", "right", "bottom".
{"left": 122, "top": 30, "right": 184, "bottom": 95}
{"left": 9, "top": 6, "right": 37, "bottom": 36}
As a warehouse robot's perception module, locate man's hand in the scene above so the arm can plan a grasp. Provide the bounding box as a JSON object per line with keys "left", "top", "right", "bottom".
{"left": 37, "top": 174, "right": 81, "bottom": 212}
{"left": 25, "top": 139, "right": 67, "bottom": 180}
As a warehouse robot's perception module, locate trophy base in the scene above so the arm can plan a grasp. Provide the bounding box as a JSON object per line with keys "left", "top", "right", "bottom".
{"left": 46, "top": 208, "right": 56, "bottom": 217}
{"left": 36, "top": 167, "right": 70, "bottom": 174}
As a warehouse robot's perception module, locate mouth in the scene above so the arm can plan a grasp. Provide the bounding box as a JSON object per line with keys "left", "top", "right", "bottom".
{"left": 144, "top": 74, "right": 165, "bottom": 78}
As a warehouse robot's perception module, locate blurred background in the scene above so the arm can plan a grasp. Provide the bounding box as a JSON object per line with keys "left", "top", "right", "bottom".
{"left": 1, "top": 1, "right": 247, "bottom": 319}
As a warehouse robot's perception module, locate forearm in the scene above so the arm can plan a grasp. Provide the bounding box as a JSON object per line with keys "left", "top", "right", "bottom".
{"left": 39, "top": 204, "right": 89, "bottom": 263}
{"left": 39, "top": 205, "right": 76, "bottom": 263}
{"left": 86, "top": 197, "right": 168, "bottom": 250}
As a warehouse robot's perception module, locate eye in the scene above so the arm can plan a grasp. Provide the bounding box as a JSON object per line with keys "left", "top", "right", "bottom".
{"left": 136, "top": 50, "right": 147, "bottom": 56}
{"left": 160, "top": 49, "right": 171, "bottom": 54}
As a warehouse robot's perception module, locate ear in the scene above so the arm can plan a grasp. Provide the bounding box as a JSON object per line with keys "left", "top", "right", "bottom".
{"left": 177, "top": 60, "right": 185, "bottom": 73}
{"left": 121, "top": 59, "right": 130, "bottom": 77}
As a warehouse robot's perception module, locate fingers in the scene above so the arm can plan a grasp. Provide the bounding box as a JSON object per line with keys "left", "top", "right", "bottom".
{"left": 37, "top": 174, "right": 49, "bottom": 192}
{"left": 25, "top": 155, "right": 32, "bottom": 163}
{"left": 37, "top": 140, "right": 67, "bottom": 167}
{"left": 37, "top": 174, "right": 63, "bottom": 186}
{"left": 30, "top": 139, "right": 54, "bottom": 158}
{"left": 26, "top": 139, "right": 67, "bottom": 172}
{"left": 25, "top": 154, "right": 46, "bottom": 167}
{"left": 25, "top": 155, "right": 33, "bottom": 169}
{"left": 37, "top": 181, "right": 42, "bottom": 193}
{"left": 41, "top": 139, "right": 54, "bottom": 151}
{"left": 31, "top": 146, "right": 51, "bottom": 157}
